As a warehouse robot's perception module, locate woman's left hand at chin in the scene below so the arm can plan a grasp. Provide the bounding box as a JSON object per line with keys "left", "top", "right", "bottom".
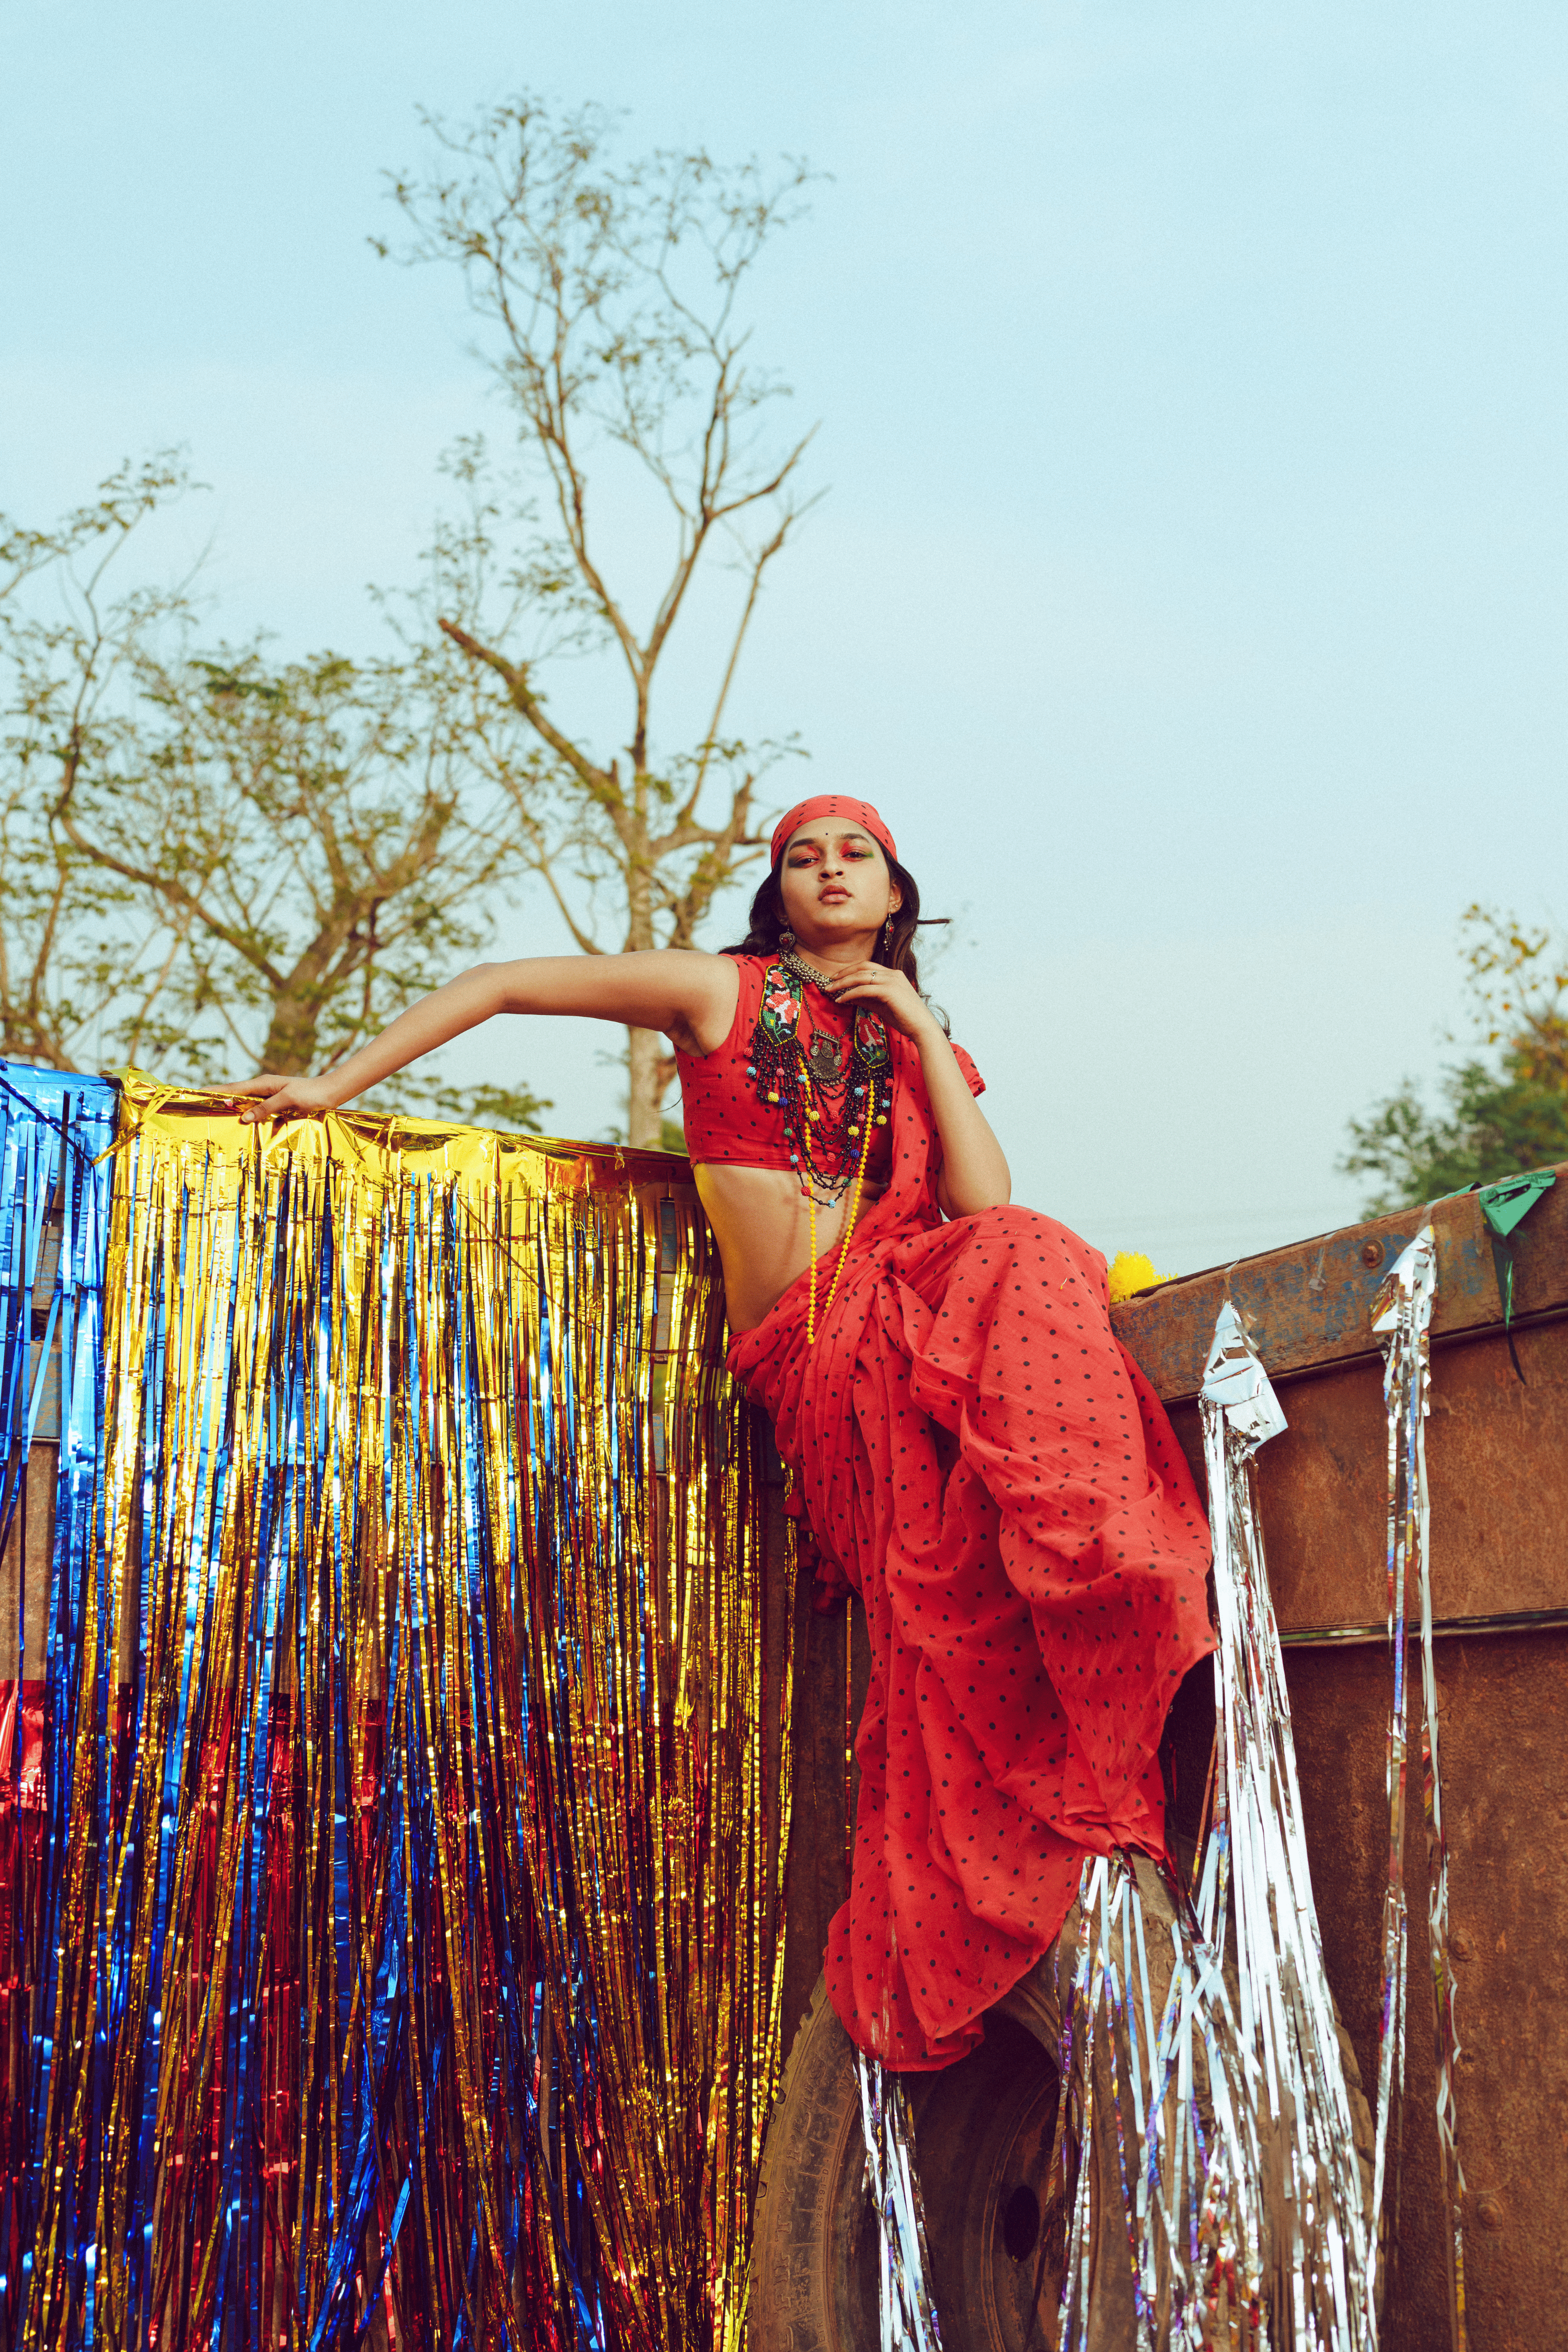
{"left": 824, "top": 963, "right": 937, "bottom": 1040}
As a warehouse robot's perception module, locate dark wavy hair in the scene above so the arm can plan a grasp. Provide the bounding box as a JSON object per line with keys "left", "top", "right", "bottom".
{"left": 722, "top": 849, "right": 947, "bottom": 1028}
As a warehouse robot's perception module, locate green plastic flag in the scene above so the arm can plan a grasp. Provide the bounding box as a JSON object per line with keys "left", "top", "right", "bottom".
{"left": 1478, "top": 1167, "right": 1557, "bottom": 1381}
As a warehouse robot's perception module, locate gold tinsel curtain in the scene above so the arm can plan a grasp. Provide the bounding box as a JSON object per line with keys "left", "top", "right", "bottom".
{"left": 11, "top": 1074, "right": 789, "bottom": 2350}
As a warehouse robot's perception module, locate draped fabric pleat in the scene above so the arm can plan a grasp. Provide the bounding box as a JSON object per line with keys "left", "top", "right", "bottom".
{"left": 730, "top": 1040, "right": 1212, "bottom": 2073}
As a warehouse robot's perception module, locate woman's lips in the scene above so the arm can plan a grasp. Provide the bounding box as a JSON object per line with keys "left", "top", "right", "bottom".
{"left": 819, "top": 888, "right": 849, "bottom": 903}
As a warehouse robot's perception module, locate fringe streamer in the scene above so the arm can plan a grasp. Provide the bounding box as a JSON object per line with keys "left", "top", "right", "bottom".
{"left": 1369, "top": 1226, "right": 1465, "bottom": 2349}
{"left": 1196, "top": 1304, "right": 1374, "bottom": 2347}
{"left": 855, "top": 2054, "right": 942, "bottom": 2352}
{"left": 0, "top": 1067, "right": 118, "bottom": 2344}
{"left": 3, "top": 1067, "right": 789, "bottom": 2350}
{"left": 1054, "top": 1850, "right": 1264, "bottom": 2349}
{"left": 1052, "top": 1300, "right": 1376, "bottom": 2350}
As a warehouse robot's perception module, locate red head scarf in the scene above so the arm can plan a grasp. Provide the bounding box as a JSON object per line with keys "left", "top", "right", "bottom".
{"left": 769, "top": 795, "right": 898, "bottom": 869}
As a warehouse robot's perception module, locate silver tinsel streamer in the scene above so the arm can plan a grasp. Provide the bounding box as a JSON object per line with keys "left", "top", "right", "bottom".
{"left": 857, "top": 2053, "right": 944, "bottom": 2352}
{"left": 1197, "top": 1303, "right": 1376, "bottom": 2347}
{"left": 1053, "top": 1301, "right": 1377, "bottom": 2350}
{"left": 1369, "top": 1226, "right": 1466, "bottom": 2349}
{"left": 1056, "top": 1849, "right": 1264, "bottom": 2350}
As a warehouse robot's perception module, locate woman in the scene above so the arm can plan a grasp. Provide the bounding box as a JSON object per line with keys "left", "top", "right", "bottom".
{"left": 228, "top": 794, "right": 1213, "bottom": 2070}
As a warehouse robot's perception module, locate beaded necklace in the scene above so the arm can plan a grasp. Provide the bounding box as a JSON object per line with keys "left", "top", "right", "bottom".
{"left": 746, "top": 957, "right": 892, "bottom": 1344}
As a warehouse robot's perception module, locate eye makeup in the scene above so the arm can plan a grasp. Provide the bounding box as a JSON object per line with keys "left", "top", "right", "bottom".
{"left": 786, "top": 832, "right": 874, "bottom": 864}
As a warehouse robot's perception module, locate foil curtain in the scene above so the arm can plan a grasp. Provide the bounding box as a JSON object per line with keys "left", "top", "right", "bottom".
{"left": 0, "top": 1068, "right": 119, "bottom": 2337}
{"left": 1194, "top": 1306, "right": 1373, "bottom": 2348}
{"left": 1053, "top": 1303, "right": 1375, "bottom": 2352}
{"left": 855, "top": 2056, "right": 942, "bottom": 2352}
{"left": 1369, "top": 1227, "right": 1465, "bottom": 2351}
{"left": 0, "top": 1067, "right": 789, "bottom": 2352}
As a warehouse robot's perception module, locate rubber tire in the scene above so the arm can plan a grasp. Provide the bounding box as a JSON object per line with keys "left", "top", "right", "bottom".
{"left": 748, "top": 1901, "right": 1376, "bottom": 2350}
{"left": 748, "top": 1962, "right": 1111, "bottom": 2352}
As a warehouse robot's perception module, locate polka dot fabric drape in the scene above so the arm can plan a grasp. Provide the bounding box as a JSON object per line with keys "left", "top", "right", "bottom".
{"left": 729, "top": 1037, "right": 1213, "bottom": 2070}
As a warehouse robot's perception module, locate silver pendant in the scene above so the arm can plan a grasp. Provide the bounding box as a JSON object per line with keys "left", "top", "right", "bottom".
{"left": 807, "top": 1030, "right": 847, "bottom": 1085}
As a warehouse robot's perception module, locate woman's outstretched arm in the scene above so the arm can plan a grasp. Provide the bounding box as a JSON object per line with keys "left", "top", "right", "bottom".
{"left": 218, "top": 951, "right": 738, "bottom": 1124}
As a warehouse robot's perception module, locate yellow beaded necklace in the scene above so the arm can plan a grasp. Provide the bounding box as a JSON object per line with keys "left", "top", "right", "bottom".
{"left": 806, "top": 1074, "right": 878, "bottom": 1346}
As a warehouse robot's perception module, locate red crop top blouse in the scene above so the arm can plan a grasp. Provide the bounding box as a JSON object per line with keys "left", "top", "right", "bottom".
{"left": 673, "top": 955, "right": 985, "bottom": 1171}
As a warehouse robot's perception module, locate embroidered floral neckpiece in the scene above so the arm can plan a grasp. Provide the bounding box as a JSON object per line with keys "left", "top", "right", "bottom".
{"left": 746, "top": 959, "right": 892, "bottom": 1342}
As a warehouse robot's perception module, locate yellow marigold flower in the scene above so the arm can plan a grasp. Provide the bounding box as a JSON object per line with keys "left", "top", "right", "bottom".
{"left": 1106, "top": 1250, "right": 1174, "bottom": 1306}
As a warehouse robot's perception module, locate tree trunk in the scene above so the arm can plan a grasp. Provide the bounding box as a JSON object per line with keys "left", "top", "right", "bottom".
{"left": 259, "top": 996, "right": 321, "bottom": 1075}
{"left": 626, "top": 1024, "right": 666, "bottom": 1148}
{"left": 622, "top": 805, "right": 665, "bottom": 1147}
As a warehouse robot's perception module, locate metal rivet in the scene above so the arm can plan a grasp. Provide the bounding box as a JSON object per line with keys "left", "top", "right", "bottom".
{"left": 1476, "top": 2194, "right": 1504, "bottom": 2232}
{"left": 1360, "top": 1239, "right": 1384, "bottom": 1268}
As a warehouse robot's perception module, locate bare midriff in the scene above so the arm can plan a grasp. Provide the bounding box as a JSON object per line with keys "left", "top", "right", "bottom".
{"left": 693, "top": 1162, "right": 887, "bottom": 1334}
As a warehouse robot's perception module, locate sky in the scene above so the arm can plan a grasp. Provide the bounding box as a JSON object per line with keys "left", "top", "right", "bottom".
{"left": 5, "top": 1, "right": 1566, "bottom": 1270}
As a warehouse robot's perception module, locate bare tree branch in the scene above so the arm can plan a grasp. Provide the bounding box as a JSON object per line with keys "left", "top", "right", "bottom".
{"left": 534, "top": 859, "right": 605, "bottom": 956}
{"left": 387, "top": 94, "right": 823, "bottom": 1140}
{"left": 437, "top": 617, "right": 620, "bottom": 810}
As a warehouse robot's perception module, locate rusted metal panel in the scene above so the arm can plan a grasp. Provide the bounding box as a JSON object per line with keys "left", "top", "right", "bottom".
{"left": 1111, "top": 1160, "right": 1568, "bottom": 1403}
{"left": 1157, "top": 1317, "right": 1568, "bottom": 1638}
{"left": 1110, "top": 1185, "right": 1568, "bottom": 2348}
{"left": 1286, "top": 1633, "right": 1568, "bottom": 2351}
{"left": 778, "top": 1180, "right": 1567, "bottom": 2344}
{"left": 0, "top": 1443, "right": 56, "bottom": 1676}
{"left": 779, "top": 1566, "right": 871, "bottom": 2061}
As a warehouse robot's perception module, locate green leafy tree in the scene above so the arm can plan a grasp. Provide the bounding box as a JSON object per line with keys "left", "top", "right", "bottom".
{"left": 4, "top": 465, "right": 549, "bottom": 1128}
{"left": 52, "top": 639, "right": 547, "bottom": 1124}
{"left": 1341, "top": 906, "right": 1568, "bottom": 1211}
{"left": 1, "top": 452, "right": 186, "bottom": 606}
{"left": 1, "top": 456, "right": 197, "bottom": 1068}
{"left": 380, "top": 95, "right": 820, "bottom": 1144}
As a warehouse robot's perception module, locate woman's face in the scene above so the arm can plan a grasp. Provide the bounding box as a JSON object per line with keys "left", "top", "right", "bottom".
{"left": 777, "top": 823, "right": 900, "bottom": 947}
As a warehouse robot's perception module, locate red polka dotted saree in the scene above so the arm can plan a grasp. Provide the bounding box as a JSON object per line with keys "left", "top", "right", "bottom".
{"left": 727, "top": 1029, "right": 1214, "bottom": 2070}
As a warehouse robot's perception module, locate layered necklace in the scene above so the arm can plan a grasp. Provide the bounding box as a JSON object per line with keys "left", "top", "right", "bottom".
{"left": 747, "top": 947, "right": 892, "bottom": 1342}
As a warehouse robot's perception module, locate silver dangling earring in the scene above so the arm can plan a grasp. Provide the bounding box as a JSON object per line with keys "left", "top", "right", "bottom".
{"left": 881, "top": 915, "right": 893, "bottom": 958}
{"left": 780, "top": 923, "right": 797, "bottom": 951}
